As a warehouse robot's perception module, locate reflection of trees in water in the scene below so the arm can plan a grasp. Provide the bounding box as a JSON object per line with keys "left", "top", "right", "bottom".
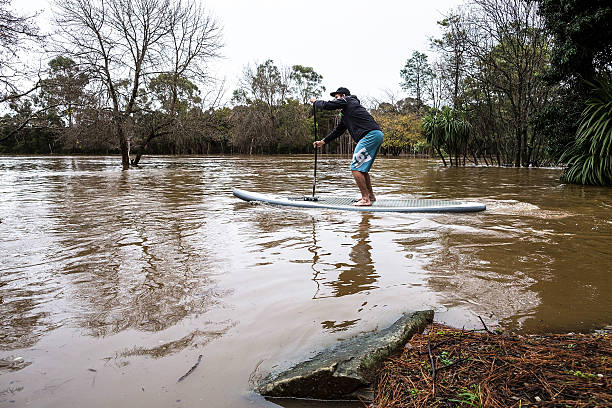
{"left": 0, "top": 158, "right": 70, "bottom": 350}
{"left": 426, "top": 221, "right": 609, "bottom": 333}
{"left": 308, "top": 215, "right": 324, "bottom": 299}
{"left": 396, "top": 221, "right": 542, "bottom": 331}
{"left": 402, "top": 213, "right": 612, "bottom": 333}
{"left": 49, "top": 168, "right": 227, "bottom": 338}
{"left": 119, "top": 324, "right": 234, "bottom": 359}
{"left": 0, "top": 284, "right": 55, "bottom": 350}
{"left": 320, "top": 319, "right": 360, "bottom": 333}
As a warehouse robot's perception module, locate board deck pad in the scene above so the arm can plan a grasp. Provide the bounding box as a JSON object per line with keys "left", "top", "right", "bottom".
{"left": 234, "top": 188, "right": 486, "bottom": 213}
{"left": 288, "top": 196, "right": 463, "bottom": 207}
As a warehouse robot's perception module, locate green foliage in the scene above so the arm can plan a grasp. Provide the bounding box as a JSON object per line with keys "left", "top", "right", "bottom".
{"left": 448, "top": 384, "right": 483, "bottom": 407}
{"left": 40, "top": 56, "right": 91, "bottom": 126}
{"left": 427, "top": 2, "right": 554, "bottom": 166}
{"left": 439, "top": 351, "right": 454, "bottom": 366}
{"left": 147, "top": 73, "right": 201, "bottom": 114}
{"left": 531, "top": 90, "right": 582, "bottom": 162}
{"left": 536, "top": 1, "right": 612, "bottom": 170}
{"left": 0, "top": 123, "right": 57, "bottom": 154}
{"left": 561, "top": 76, "right": 612, "bottom": 186}
{"left": 566, "top": 369, "right": 598, "bottom": 379}
{"left": 422, "top": 111, "right": 444, "bottom": 148}
{"left": 537, "top": 0, "right": 612, "bottom": 85}
{"left": 373, "top": 111, "right": 424, "bottom": 156}
{"left": 276, "top": 99, "right": 311, "bottom": 153}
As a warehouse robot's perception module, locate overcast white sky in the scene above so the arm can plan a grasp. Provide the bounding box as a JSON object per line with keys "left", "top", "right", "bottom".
{"left": 19, "top": 0, "right": 463, "bottom": 105}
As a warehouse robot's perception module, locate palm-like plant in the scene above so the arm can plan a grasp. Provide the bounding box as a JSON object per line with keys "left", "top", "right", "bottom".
{"left": 561, "top": 76, "right": 612, "bottom": 186}
{"left": 442, "top": 107, "right": 471, "bottom": 166}
{"left": 422, "top": 110, "right": 447, "bottom": 166}
{"left": 423, "top": 107, "right": 472, "bottom": 166}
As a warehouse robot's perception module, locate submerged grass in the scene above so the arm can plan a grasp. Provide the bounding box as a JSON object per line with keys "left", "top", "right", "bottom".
{"left": 372, "top": 324, "right": 611, "bottom": 407}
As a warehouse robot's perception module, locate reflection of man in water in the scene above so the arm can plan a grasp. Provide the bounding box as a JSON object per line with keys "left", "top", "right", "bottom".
{"left": 329, "top": 214, "right": 379, "bottom": 297}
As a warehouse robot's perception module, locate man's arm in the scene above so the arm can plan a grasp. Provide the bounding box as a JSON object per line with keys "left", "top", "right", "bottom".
{"left": 313, "top": 98, "right": 347, "bottom": 111}
{"left": 323, "top": 120, "right": 347, "bottom": 144}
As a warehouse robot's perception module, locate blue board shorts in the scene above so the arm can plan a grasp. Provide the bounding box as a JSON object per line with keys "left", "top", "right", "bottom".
{"left": 350, "top": 130, "right": 383, "bottom": 172}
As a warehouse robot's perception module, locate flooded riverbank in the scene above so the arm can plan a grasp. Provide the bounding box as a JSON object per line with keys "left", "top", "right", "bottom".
{"left": 1, "top": 155, "right": 610, "bottom": 407}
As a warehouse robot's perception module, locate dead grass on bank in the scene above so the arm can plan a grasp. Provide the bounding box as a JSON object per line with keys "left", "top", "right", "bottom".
{"left": 372, "top": 324, "right": 611, "bottom": 407}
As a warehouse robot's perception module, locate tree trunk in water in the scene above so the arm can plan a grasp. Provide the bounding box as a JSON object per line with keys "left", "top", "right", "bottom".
{"left": 132, "top": 152, "right": 143, "bottom": 166}
{"left": 118, "top": 124, "right": 130, "bottom": 170}
{"left": 435, "top": 146, "right": 447, "bottom": 167}
{"left": 522, "top": 125, "right": 530, "bottom": 167}
{"left": 514, "top": 128, "right": 522, "bottom": 167}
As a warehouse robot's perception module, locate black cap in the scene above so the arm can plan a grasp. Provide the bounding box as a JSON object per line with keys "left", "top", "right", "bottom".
{"left": 330, "top": 87, "right": 350, "bottom": 97}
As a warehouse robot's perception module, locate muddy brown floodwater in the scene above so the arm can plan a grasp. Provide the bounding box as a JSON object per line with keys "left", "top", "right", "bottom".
{"left": 0, "top": 155, "right": 610, "bottom": 407}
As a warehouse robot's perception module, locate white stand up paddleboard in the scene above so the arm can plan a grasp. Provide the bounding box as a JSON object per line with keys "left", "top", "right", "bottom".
{"left": 233, "top": 188, "right": 485, "bottom": 213}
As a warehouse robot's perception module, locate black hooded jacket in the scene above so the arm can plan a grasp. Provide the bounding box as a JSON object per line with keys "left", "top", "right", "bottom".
{"left": 314, "top": 95, "right": 381, "bottom": 144}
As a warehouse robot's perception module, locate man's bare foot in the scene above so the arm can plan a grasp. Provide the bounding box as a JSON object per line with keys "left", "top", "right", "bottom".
{"left": 354, "top": 198, "right": 372, "bottom": 206}
{"left": 370, "top": 196, "right": 376, "bottom": 202}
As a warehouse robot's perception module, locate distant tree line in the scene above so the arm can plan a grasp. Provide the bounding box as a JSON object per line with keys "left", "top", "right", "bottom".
{"left": 0, "top": 0, "right": 610, "bottom": 184}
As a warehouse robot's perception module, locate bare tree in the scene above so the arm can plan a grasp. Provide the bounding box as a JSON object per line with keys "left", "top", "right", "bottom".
{"left": 0, "top": 0, "right": 49, "bottom": 143}
{"left": 428, "top": 59, "right": 446, "bottom": 110}
{"left": 462, "top": 0, "right": 549, "bottom": 167}
{"left": 0, "top": 0, "right": 44, "bottom": 102}
{"left": 130, "top": 0, "right": 223, "bottom": 165}
{"left": 53, "top": 0, "right": 222, "bottom": 169}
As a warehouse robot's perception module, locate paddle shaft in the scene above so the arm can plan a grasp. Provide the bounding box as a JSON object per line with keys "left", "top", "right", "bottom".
{"left": 312, "top": 103, "right": 318, "bottom": 198}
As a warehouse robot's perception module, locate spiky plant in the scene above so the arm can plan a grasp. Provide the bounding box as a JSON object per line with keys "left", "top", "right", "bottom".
{"left": 561, "top": 76, "right": 612, "bottom": 186}
{"left": 441, "top": 107, "right": 471, "bottom": 166}
{"left": 422, "top": 109, "right": 447, "bottom": 166}
{"left": 422, "top": 107, "right": 472, "bottom": 166}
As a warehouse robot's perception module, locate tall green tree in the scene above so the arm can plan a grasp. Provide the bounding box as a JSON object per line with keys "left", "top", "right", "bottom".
{"left": 430, "top": 13, "right": 469, "bottom": 109}
{"left": 131, "top": 73, "right": 206, "bottom": 164}
{"left": 37, "top": 56, "right": 93, "bottom": 152}
{"left": 400, "top": 51, "right": 434, "bottom": 111}
{"left": 40, "top": 56, "right": 90, "bottom": 128}
{"left": 290, "top": 65, "right": 325, "bottom": 105}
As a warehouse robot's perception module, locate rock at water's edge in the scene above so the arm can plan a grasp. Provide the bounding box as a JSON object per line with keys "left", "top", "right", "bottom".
{"left": 257, "top": 310, "right": 433, "bottom": 399}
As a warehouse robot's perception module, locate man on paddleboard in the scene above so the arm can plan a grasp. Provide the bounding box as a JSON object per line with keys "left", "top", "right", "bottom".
{"left": 310, "top": 87, "right": 384, "bottom": 206}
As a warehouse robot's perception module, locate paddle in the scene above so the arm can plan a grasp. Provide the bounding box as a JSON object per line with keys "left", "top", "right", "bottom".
{"left": 304, "top": 102, "right": 318, "bottom": 201}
